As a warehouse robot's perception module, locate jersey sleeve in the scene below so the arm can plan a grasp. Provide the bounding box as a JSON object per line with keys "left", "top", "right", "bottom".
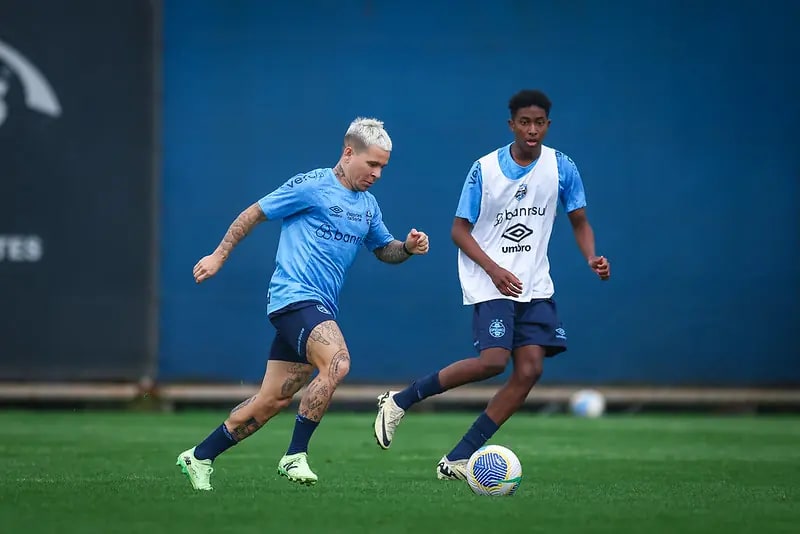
{"left": 557, "top": 152, "right": 587, "bottom": 213}
{"left": 454, "top": 161, "right": 482, "bottom": 223}
{"left": 257, "top": 173, "right": 318, "bottom": 220}
{"left": 363, "top": 200, "right": 395, "bottom": 252}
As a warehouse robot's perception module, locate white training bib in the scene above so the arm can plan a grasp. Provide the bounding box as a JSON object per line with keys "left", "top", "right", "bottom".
{"left": 458, "top": 146, "right": 559, "bottom": 304}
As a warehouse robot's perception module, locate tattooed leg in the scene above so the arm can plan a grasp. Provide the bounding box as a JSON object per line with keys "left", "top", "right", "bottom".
{"left": 230, "top": 395, "right": 258, "bottom": 415}
{"left": 224, "top": 361, "right": 312, "bottom": 442}
{"left": 281, "top": 365, "right": 309, "bottom": 398}
{"left": 298, "top": 378, "right": 332, "bottom": 422}
{"left": 297, "top": 353, "right": 351, "bottom": 421}
{"left": 229, "top": 417, "right": 262, "bottom": 441}
{"left": 299, "top": 321, "right": 352, "bottom": 422}
{"left": 329, "top": 350, "right": 349, "bottom": 384}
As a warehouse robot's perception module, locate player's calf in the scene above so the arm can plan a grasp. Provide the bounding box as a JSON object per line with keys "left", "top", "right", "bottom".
{"left": 280, "top": 347, "right": 350, "bottom": 476}
{"left": 224, "top": 394, "right": 292, "bottom": 441}
{"left": 438, "top": 348, "right": 511, "bottom": 389}
{"left": 485, "top": 348, "right": 545, "bottom": 425}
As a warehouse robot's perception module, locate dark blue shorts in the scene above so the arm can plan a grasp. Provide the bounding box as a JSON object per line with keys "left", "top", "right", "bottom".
{"left": 267, "top": 300, "right": 335, "bottom": 364}
{"left": 472, "top": 298, "right": 567, "bottom": 357}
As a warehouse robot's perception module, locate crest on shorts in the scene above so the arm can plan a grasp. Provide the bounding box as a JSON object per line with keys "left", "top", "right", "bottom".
{"left": 488, "top": 319, "right": 506, "bottom": 338}
{"left": 515, "top": 184, "right": 527, "bottom": 201}
{"left": 316, "top": 304, "right": 331, "bottom": 315}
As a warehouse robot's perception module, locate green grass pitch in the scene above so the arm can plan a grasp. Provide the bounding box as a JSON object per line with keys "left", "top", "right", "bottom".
{"left": 1, "top": 411, "right": 798, "bottom": 533}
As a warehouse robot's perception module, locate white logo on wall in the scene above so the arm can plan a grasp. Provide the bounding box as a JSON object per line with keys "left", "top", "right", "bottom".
{"left": 0, "top": 235, "right": 43, "bottom": 262}
{"left": 0, "top": 39, "right": 62, "bottom": 128}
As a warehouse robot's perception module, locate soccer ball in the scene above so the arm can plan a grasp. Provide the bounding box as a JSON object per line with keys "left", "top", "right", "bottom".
{"left": 569, "top": 389, "right": 606, "bottom": 418}
{"left": 465, "top": 445, "right": 522, "bottom": 496}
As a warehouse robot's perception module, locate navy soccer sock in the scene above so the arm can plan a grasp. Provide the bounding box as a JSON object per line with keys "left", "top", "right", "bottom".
{"left": 393, "top": 371, "right": 443, "bottom": 410}
{"left": 194, "top": 423, "right": 238, "bottom": 461}
{"left": 286, "top": 415, "right": 320, "bottom": 455}
{"left": 447, "top": 412, "right": 500, "bottom": 461}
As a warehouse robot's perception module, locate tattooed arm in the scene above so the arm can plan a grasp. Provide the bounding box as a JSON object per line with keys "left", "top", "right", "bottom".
{"left": 373, "top": 240, "right": 413, "bottom": 264}
{"left": 193, "top": 203, "right": 267, "bottom": 283}
{"left": 372, "top": 228, "right": 430, "bottom": 264}
{"left": 213, "top": 203, "right": 267, "bottom": 260}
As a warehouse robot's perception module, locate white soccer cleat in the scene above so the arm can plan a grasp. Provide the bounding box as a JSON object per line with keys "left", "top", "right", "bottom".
{"left": 277, "top": 452, "right": 318, "bottom": 486}
{"left": 176, "top": 447, "right": 214, "bottom": 491}
{"left": 436, "top": 455, "right": 468, "bottom": 481}
{"left": 374, "top": 390, "right": 405, "bottom": 449}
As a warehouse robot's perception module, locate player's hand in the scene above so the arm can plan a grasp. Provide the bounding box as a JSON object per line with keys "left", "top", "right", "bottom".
{"left": 404, "top": 228, "right": 429, "bottom": 255}
{"left": 487, "top": 265, "right": 523, "bottom": 297}
{"left": 588, "top": 255, "right": 610, "bottom": 281}
{"left": 193, "top": 252, "right": 224, "bottom": 283}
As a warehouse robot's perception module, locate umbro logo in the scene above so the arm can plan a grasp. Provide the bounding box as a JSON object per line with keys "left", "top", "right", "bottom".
{"left": 501, "top": 223, "right": 533, "bottom": 243}
{"left": 329, "top": 206, "right": 343, "bottom": 217}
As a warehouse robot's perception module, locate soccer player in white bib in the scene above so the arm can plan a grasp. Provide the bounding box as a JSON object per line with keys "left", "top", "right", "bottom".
{"left": 374, "top": 90, "right": 610, "bottom": 479}
{"left": 176, "top": 118, "right": 430, "bottom": 490}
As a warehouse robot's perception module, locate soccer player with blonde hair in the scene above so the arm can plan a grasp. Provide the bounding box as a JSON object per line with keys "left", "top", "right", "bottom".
{"left": 177, "top": 117, "right": 429, "bottom": 490}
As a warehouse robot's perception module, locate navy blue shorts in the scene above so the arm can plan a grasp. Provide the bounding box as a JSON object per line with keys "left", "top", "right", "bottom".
{"left": 472, "top": 298, "right": 567, "bottom": 357}
{"left": 267, "top": 300, "right": 335, "bottom": 364}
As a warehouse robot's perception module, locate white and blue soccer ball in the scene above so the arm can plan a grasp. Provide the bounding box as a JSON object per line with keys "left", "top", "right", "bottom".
{"left": 466, "top": 444, "right": 522, "bottom": 496}
{"left": 569, "top": 389, "right": 606, "bottom": 418}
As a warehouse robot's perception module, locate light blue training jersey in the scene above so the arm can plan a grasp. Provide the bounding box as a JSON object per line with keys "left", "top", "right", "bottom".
{"left": 456, "top": 144, "right": 587, "bottom": 223}
{"left": 258, "top": 168, "right": 394, "bottom": 317}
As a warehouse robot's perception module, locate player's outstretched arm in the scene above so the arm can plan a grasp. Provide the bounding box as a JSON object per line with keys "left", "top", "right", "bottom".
{"left": 566, "top": 208, "right": 609, "bottom": 281}
{"left": 373, "top": 229, "right": 429, "bottom": 264}
{"left": 452, "top": 217, "right": 522, "bottom": 297}
{"left": 193, "top": 203, "right": 267, "bottom": 283}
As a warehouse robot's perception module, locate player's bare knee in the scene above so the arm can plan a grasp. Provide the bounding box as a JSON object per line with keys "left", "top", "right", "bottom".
{"left": 512, "top": 356, "right": 543, "bottom": 386}
{"left": 478, "top": 349, "right": 510, "bottom": 378}
{"left": 516, "top": 365, "right": 542, "bottom": 386}
{"left": 326, "top": 350, "right": 350, "bottom": 386}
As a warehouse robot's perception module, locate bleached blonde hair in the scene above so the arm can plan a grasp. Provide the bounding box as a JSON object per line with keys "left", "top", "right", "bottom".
{"left": 344, "top": 117, "right": 392, "bottom": 152}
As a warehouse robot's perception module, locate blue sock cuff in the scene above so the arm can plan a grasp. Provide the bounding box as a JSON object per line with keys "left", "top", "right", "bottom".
{"left": 194, "top": 423, "right": 238, "bottom": 461}
{"left": 446, "top": 412, "right": 500, "bottom": 461}
{"left": 423, "top": 372, "right": 443, "bottom": 397}
{"left": 394, "top": 371, "right": 444, "bottom": 411}
{"left": 296, "top": 414, "right": 319, "bottom": 426}
{"left": 416, "top": 371, "right": 443, "bottom": 399}
{"left": 221, "top": 423, "right": 238, "bottom": 443}
{"left": 475, "top": 412, "right": 500, "bottom": 437}
{"left": 286, "top": 414, "right": 321, "bottom": 455}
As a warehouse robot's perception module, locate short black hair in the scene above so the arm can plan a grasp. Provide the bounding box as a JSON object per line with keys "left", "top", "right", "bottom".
{"left": 508, "top": 89, "right": 552, "bottom": 118}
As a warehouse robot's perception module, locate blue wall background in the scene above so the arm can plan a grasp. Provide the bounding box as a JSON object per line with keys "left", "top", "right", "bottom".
{"left": 159, "top": 0, "right": 799, "bottom": 385}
